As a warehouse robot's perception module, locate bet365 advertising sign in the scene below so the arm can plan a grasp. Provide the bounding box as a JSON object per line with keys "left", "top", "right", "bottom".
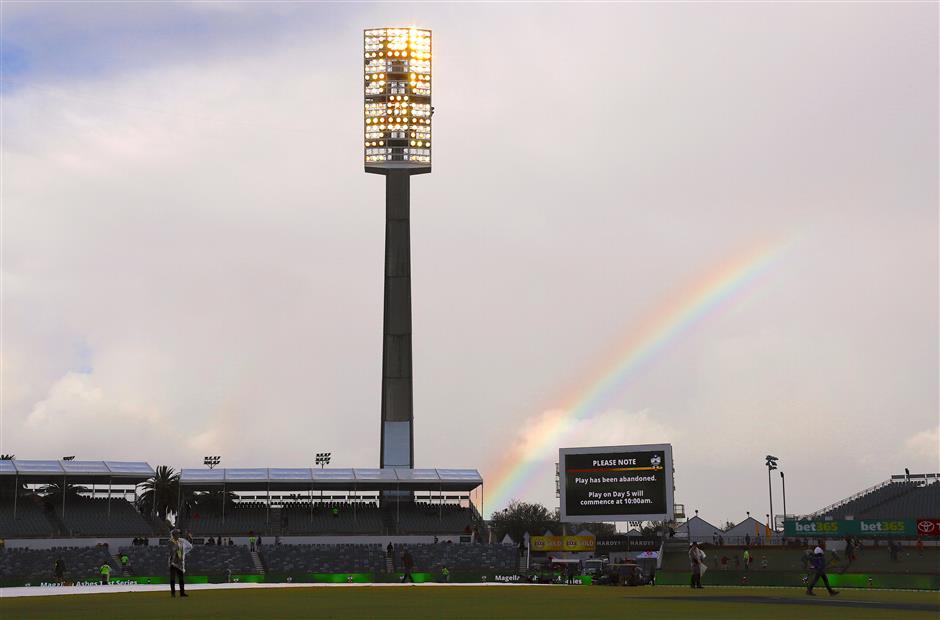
{"left": 784, "top": 519, "right": 932, "bottom": 537}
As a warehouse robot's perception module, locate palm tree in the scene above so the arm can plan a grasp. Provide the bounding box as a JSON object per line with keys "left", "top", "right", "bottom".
{"left": 39, "top": 481, "right": 89, "bottom": 499}
{"left": 136, "top": 465, "right": 181, "bottom": 521}
{"left": 0, "top": 454, "right": 28, "bottom": 501}
{"left": 190, "top": 489, "right": 238, "bottom": 511}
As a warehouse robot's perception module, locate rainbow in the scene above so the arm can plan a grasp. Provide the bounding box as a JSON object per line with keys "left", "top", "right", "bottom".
{"left": 485, "top": 238, "right": 796, "bottom": 512}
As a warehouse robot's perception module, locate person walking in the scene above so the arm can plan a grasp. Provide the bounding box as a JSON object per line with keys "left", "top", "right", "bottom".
{"left": 689, "top": 542, "right": 706, "bottom": 589}
{"left": 806, "top": 545, "right": 839, "bottom": 597}
{"left": 99, "top": 562, "right": 112, "bottom": 585}
{"left": 401, "top": 549, "right": 415, "bottom": 583}
{"left": 743, "top": 548, "right": 751, "bottom": 571}
{"left": 169, "top": 529, "right": 192, "bottom": 598}
{"left": 248, "top": 532, "right": 257, "bottom": 553}
{"left": 441, "top": 565, "right": 450, "bottom": 583}
{"left": 53, "top": 558, "right": 66, "bottom": 584}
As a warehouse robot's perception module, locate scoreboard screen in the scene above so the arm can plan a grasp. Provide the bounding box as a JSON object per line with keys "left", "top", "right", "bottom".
{"left": 559, "top": 444, "right": 674, "bottom": 522}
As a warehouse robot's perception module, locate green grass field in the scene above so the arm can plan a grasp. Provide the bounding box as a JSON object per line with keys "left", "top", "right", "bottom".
{"left": 2, "top": 585, "right": 939, "bottom": 620}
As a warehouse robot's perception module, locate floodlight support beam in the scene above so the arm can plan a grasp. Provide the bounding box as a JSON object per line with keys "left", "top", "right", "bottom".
{"left": 377, "top": 169, "right": 419, "bottom": 470}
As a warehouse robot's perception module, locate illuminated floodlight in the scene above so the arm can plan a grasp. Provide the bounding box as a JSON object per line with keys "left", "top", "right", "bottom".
{"left": 364, "top": 27, "right": 432, "bottom": 171}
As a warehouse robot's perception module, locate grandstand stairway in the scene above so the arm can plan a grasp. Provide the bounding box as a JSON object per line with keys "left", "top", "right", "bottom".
{"left": 250, "top": 551, "right": 265, "bottom": 575}
{"left": 385, "top": 555, "right": 394, "bottom": 573}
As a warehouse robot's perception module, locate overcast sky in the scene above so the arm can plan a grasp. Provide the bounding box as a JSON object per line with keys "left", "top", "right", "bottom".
{"left": 2, "top": 2, "right": 937, "bottom": 527}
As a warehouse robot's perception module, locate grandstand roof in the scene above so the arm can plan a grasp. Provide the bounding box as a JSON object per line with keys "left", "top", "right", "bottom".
{"left": 0, "top": 460, "right": 154, "bottom": 484}
{"left": 179, "top": 467, "right": 483, "bottom": 491}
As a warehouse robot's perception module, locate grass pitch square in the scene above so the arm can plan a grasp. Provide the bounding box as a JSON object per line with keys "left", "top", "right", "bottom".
{"left": 2, "top": 585, "right": 940, "bottom": 620}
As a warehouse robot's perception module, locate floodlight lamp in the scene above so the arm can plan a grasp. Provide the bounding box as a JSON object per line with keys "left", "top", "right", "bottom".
{"left": 62, "top": 456, "right": 76, "bottom": 461}
{"left": 364, "top": 27, "right": 432, "bottom": 172}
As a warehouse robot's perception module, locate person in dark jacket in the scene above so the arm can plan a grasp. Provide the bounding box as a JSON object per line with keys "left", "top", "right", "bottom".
{"left": 806, "top": 545, "right": 839, "bottom": 596}
{"left": 401, "top": 549, "right": 415, "bottom": 583}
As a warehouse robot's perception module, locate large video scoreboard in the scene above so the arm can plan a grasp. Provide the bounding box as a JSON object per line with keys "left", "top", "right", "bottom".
{"left": 559, "top": 444, "right": 674, "bottom": 523}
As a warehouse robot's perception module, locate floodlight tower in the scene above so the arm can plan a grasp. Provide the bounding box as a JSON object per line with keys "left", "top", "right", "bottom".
{"left": 364, "top": 27, "right": 432, "bottom": 470}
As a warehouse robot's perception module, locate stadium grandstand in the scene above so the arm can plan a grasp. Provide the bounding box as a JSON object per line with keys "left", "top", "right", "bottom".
{"left": 808, "top": 473, "right": 940, "bottom": 520}
{"left": 655, "top": 472, "right": 940, "bottom": 589}
{"left": 0, "top": 458, "right": 510, "bottom": 586}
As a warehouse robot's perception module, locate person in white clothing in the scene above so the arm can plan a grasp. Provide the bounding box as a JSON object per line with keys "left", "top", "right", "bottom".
{"left": 689, "top": 542, "right": 707, "bottom": 589}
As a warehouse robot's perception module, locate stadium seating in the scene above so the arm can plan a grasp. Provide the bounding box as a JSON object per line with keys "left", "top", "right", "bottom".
{"left": 279, "top": 502, "right": 385, "bottom": 535}
{"left": 0, "top": 546, "right": 117, "bottom": 583}
{"left": 261, "top": 544, "right": 386, "bottom": 574}
{"left": 394, "top": 502, "right": 474, "bottom": 535}
{"left": 0, "top": 497, "right": 57, "bottom": 538}
{"left": 391, "top": 543, "right": 517, "bottom": 573}
{"left": 56, "top": 498, "right": 155, "bottom": 537}
{"left": 851, "top": 483, "right": 940, "bottom": 519}
{"left": 120, "top": 544, "right": 257, "bottom": 576}
{"left": 180, "top": 500, "right": 473, "bottom": 536}
{"left": 818, "top": 481, "right": 929, "bottom": 519}
{"left": 185, "top": 501, "right": 269, "bottom": 535}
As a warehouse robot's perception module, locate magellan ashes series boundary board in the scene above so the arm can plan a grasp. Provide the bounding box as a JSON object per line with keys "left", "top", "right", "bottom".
{"left": 559, "top": 444, "right": 674, "bottom": 523}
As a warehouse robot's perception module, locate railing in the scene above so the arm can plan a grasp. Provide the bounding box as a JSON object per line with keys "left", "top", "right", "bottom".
{"left": 803, "top": 478, "right": 893, "bottom": 518}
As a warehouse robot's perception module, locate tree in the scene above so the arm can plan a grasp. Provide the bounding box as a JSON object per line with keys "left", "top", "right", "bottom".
{"left": 189, "top": 489, "right": 238, "bottom": 512}
{"left": 39, "top": 481, "right": 89, "bottom": 500}
{"left": 136, "top": 465, "right": 180, "bottom": 521}
{"left": 489, "top": 500, "right": 558, "bottom": 542}
{"left": 0, "top": 454, "right": 28, "bottom": 501}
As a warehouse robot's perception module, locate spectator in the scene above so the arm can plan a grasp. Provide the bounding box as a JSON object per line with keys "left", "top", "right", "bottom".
{"left": 228, "top": 538, "right": 234, "bottom": 546}
{"left": 718, "top": 534, "right": 724, "bottom": 547}
{"left": 889, "top": 540, "right": 900, "bottom": 562}
{"left": 713, "top": 532, "right": 718, "bottom": 545}
{"left": 217, "top": 536, "right": 222, "bottom": 546}
{"left": 332, "top": 506, "right": 339, "bottom": 518}
{"left": 387, "top": 542, "right": 394, "bottom": 557}
{"left": 206, "top": 537, "right": 214, "bottom": 546}
{"left": 745, "top": 534, "right": 751, "bottom": 547}
{"left": 257, "top": 535, "right": 263, "bottom": 548}
{"left": 99, "top": 562, "right": 111, "bottom": 585}
{"left": 441, "top": 565, "right": 450, "bottom": 583}
{"left": 916, "top": 539, "right": 924, "bottom": 556}
{"left": 720, "top": 555, "right": 729, "bottom": 570}
{"left": 743, "top": 548, "right": 751, "bottom": 571}
{"left": 120, "top": 553, "right": 130, "bottom": 571}
{"left": 689, "top": 542, "right": 706, "bottom": 589}
{"left": 806, "top": 545, "right": 839, "bottom": 597}
{"left": 248, "top": 533, "right": 257, "bottom": 553}
{"left": 401, "top": 549, "right": 415, "bottom": 583}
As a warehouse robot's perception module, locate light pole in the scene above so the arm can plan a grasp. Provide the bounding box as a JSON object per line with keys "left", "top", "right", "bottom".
{"left": 203, "top": 455, "right": 223, "bottom": 524}
{"left": 364, "top": 27, "right": 432, "bottom": 472}
{"left": 765, "top": 455, "right": 778, "bottom": 532}
{"left": 316, "top": 453, "right": 331, "bottom": 503}
{"left": 780, "top": 471, "right": 787, "bottom": 530}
